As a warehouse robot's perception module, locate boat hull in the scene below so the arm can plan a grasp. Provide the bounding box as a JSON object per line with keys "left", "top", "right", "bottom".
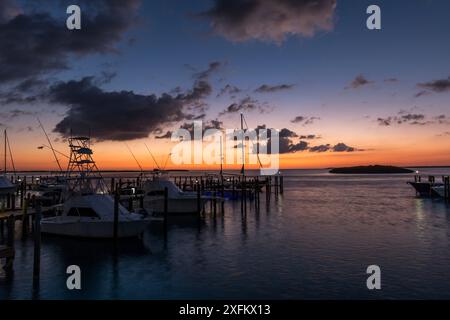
{"left": 407, "top": 182, "right": 442, "bottom": 197}
{"left": 41, "top": 217, "right": 150, "bottom": 238}
{"left": 144, "top": 197, "right": 207, "bottom": 214}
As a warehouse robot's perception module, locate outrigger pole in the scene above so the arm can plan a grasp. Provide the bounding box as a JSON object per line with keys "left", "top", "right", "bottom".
{"left": 125, "top": 143, "right": 144, "bottom": 173}
{"left": 240, "top": 113, "right": 245, "bottom": 176}
{"left": 144, "top": 143, "right": 161, "bottom": 171}
{"left": 37, "top": 117, "right": 63, "bottom": 172}
{"left": 3, "top": 129, "right": 6, "bottom": 176}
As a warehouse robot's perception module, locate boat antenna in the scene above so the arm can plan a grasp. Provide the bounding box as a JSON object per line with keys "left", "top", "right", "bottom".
{"left": 242, "top": 114, "right": 263, "bottom": 169}
{"left": 144, "top": 143, "right": 161, "bottom": 170}
{"left": 240, "top": 113, "right": 245, "bottom": 176}
{"left": 220, "top": 135, "right": 223, "bottom": 176}
{"left": 3, "top": 129, "right": 6, "bottom": 176}
{"left": 125, "top": 143, "right": 144, "bottom": 173}
{"left": 5, "top": 130, "right": 16, "bottom": 174}
{"left": 37, "top": 117, "right": 63, "bottom": 172}
{"left": 162, "top": 153, "right": 171, "bottom": 171}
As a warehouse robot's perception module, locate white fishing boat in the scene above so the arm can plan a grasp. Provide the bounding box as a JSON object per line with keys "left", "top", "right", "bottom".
{"left": 41, "top": 136, "right": 150, "bottom": 238}
{"left": 41, "top": 193, "right": 149, "bottom": 238}
{"left": 143, "top": 176, "right": 209, "bottom": 215}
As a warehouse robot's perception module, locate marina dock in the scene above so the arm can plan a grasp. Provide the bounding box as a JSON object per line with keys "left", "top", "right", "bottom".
{"left": 0, "top": 171, "right": 285, "bottom": 278}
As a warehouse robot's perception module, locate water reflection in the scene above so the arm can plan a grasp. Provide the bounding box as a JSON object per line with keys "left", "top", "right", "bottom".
{"left": 2, "top": 169, "right": 450, "bottom": 299}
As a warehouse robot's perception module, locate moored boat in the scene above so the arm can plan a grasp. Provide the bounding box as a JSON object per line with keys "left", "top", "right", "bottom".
{"left": 143, "top": 176, "right": 209, "bottom": 215}
{"left": 41, "top": 136, "right": 150, "bottom": 238}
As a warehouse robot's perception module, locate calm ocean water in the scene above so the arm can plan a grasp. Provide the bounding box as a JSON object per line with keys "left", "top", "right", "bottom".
{"left": 2, "top": 168, "right": 450, "bottom": 299}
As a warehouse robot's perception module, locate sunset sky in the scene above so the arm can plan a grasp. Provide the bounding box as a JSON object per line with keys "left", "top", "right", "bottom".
{"left": 0, "top": 0, "right": 450, "bottom": 171}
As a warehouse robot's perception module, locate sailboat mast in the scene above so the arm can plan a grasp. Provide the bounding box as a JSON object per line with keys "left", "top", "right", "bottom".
{"left": 240, "top": 113, "right": 245, "bottom": 176}
{"left": 220, "top": 135, "right": 223, "bottom": 176}
{"left": 4, "top": 129, "right": 6, "bottom": 175}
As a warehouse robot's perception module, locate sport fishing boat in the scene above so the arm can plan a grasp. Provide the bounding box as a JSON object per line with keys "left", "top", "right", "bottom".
{"left": 143, "top": 175, "right": 209, "bottom": 215}
{"left": 41, "top": 137, "right": 150, "bottom": 238}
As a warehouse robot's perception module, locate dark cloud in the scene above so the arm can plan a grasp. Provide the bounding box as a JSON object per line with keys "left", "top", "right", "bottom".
{"left": 254, "top": 125, "right": 359, "bottom": 154}
{"left": 0, "top": 0, "right": 140, "bottom": 83}
{"left": 217, "top": 84, "right": 241, "bottom": 97}
{"left": 384, "top": 78, "right": 398, "bottom": 83}
{"left": 309, "top": 144, "right": 330, "bottom": 152}
{"left": 376, "top": 112, "right": 435, "bottom": 126}
{"left": 170, "top": 119, "right": 224, "bottom": 140}
{"left": 202, "top": 0, "right": 336, "bottom": 43}
{"left": 434, "top": 115, "right": 450, "bottom": 125}
{"left": 279, "top": 128, "right": 298, "bottom": 138}
{"left": 0, "top": 0, "right": 21, "bottom": 24}
{"left": 347, "top": 74, "right": 374, "bottom": 89}
{"left": 254, "top": 84, "right": 295, "bottom": 93}
{"left": 417, "top": 76, "right": 450, "bottom": 93}
{"left": 155, "top": 131, "right": 173, "bottom": 139}
{"left": 290, "top": 115, "right": 320, "bottom": 125}
{"left": 193, "top": 61, "right": 223, "bottom": 81}
{"left": 332, "top": 143, "right": 355, "bottom": 152}
{"left": 377, "top": 117, "right": 392, "bottom": 126}
{"left": 414, "top": 90, "right": 431, "bottom": 98}
{"left": 219, "top": 96, "right": 268, "bottom": 115}
{"left": 288, "top": 141, "right": 309, "bottom": 152}
{"left": 309, "top": 143, "right": 359, "bottom": 153}
{"left": 47, "top": 76, "right": 210, "bottom": 141}
{"left": 299, "top": 134, "right": 319, "bottom": 140}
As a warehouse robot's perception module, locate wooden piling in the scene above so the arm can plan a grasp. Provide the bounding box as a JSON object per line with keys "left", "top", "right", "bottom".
{"left": 163, "top": 187, "right": 168, "bottom": 238}
{"left": 113, "top": 192, "right": 119, "bottom": 243}
{"left": 22, "top": 198, "right": 29, "bottom": 239}
{"left": 280, "top": 175, "right": 284, "bottom": 195}
{"left": 33, "top": 204, "right": 42, "bottom": 290}
{"left": 197, "top": 187, "right": 201, "bottom": 215}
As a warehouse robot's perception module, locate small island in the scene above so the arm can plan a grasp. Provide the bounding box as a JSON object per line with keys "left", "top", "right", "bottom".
{"left": 329, "top": 165, "right": 414, "bottom": 174}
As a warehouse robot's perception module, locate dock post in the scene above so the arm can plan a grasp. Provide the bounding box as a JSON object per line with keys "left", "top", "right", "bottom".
{"left": 280, "top": 175, "right": 284, "bottom": 195}
{"left": 445, "top": 176, "right": 450, "bottom": 203}
{"left": 197, "top": 187, "right": 201, "bottom": 216}
{"left": 33, "top": 204, "right": 41, "bottom": 291}
{"left": 0, "top": 219, "right": 4, "bottom": 240}
{"left": 22, "top": 198, "right": 29, "bottom": 239}
{"left": 113, "top": 192, "right": 119, "bottom": 243}
{"left": 111, "top": 178, "right": 115, "bottom": 193}
{"left": 163, "top": 187, "right": 168, "bottom": 239}
{"left": 20, "top": 181, "right": 24, "bottom": 208}
{"left": 139, "top": 196, "right": 144, "bottom": 209}
{"left": 6, "top": 193, "right": 10, "bottom": 210}
{"left": 447, "top": 177, "right": 450, "bottom": 203}
{"left": 4, "top": 215, "right": 15, "bottom": 271}
{"left": 6, "top": 215, "right": 15, "bottom": 250}
{"left": 128, "top": 196, "right": 133, "bottom": 212}
{"left": 11, "top": 193, "right": 15, "bottom": 211}
{"left": 220, "top": 178, "right": 225, "bottom": 214}
{"left": 213, "top": 191, "right": 217, "bottom": 217}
